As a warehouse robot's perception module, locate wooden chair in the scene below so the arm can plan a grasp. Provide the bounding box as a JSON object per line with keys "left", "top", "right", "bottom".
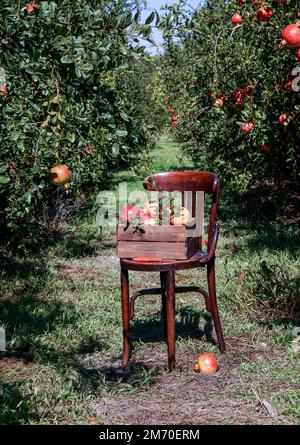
{"left": 119, "top": 171, "right": 226, "bottom": 371}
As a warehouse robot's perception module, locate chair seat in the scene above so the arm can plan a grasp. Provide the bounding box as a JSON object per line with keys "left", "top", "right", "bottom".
{"left": 120, "top": 250, "right": 208, "bottom": 272}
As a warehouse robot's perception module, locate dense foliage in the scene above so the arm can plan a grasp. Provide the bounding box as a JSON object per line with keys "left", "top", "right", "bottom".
{"left": 160, "top": 0, "right": 300, "bottom": 190}
{"left": 118, "top": 56, "right": 167, "bottom": 134}
{"left": 0, "top": 0, "right": 160, "bottom": 241}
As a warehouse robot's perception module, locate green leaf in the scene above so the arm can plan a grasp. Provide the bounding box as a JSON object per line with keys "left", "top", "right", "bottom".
{"left": 61, "top": 55, "right": 73, "bottom": 64}
{"left": 0, "top": 163, "right": 7, "bottom": 174}
{"left": 50, "top": 95, "right": 62, "bottom": 104}
{"left": 112, "top": 143, "right": 119, "bottom": 156}
{"left": 81, "top": 63, "right": 94, "bottom": 72}
{"left": 11, "top": 131, "right": 21, "bottom": 141}
{"left": 66, "top": 132, "right": 76, "bottom": 143}
{"left": 0, "top": 176, "right": 10, "bottom": 185}
{"left": 115, "top": 129, "right": 128, "bottom": 137}
{"left": 25, "top": 192, "right": 32, "bottom": 205}
{"left": 145, "top": 12, "right": 155, "bottom": 25}
{"left": 120, "top": 112, "right": 130, "bottom": 122}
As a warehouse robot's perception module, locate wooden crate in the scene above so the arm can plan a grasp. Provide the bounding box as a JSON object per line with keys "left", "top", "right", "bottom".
{"left": 117, "top": 223, "right": 199, "bottom": 260}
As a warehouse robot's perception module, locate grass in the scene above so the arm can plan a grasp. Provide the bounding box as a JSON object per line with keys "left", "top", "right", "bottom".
{"left": 0, "top": 137, "right": 299, "bottom": 425}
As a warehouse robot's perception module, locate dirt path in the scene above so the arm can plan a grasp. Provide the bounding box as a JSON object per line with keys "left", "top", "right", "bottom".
{"left": 77, "top": 333, "right": 289, "bottom": 425}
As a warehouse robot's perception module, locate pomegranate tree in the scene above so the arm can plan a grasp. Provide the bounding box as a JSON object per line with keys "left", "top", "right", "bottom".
{"left": 160, "top": 0, "right": 300, "bottom": 190}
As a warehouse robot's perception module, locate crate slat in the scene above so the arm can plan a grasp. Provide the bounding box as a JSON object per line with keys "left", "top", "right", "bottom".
{"left": 117, "top": 224, "right": 186, "bottom": 242}
{"left": 117, "top": 219, "right": 200, "bottom": 260}
{"left": 118, "top": 241, "right": 189, "bottom": 260}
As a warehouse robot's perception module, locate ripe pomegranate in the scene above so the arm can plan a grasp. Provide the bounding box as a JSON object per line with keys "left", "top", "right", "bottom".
{"left": 231, "top": 13, "right": 243, "bottom": 25}
{"left": 27, "top": 2, "right": 39, "bottom": 13}
{"left": 233, "top": 89, "right": 243, "bottom": 101}
{"left": 0, "top": 87, "right": 7, "bottom": 96}
{"left": 120, "top": 206, "right": 143, "bottom": 223}
{"left": 169, "top": 114, "right": 180, "bottom": 127}
{"left": 281, "top": 24, "right": 300, "bottom": 48}
{"left": 243, "top": 85, "right": 253, "bottom": 98}
{"left": 143, "top": 200, "right": 158, "bottom": 218}
{"left": 143, "top": 216, "right": 157, "bottom": 225}
{"left": 256, "top": 6, "right": 273, "bottom": 22}
{"left": 278, "top": 113, "right": 289, "bottom": 125}
{"left": 260, "top": 144, "right": 272, "bottom": 155}
{"left": 170, "top": 207, "right": 191, "bottom": 225}
{"left": 167, "top": 107, "right": 174, "bottom": 114}
{"left": 213, "top": 98, "right": 224, "bottom": 108}
{"left": 284, "top": 80, "right": 293, "bottom": 90}
{"left": 85, "top": 144, "right": 93, "bottom": 154}
{"left": 241, "top": 121, "right": 255, "bottom": 134}
{"left": 49, "top": 165, "right": 72, "bottom": 186}
{"left": 197, "top": 353, "right": 218, "bottom": 373}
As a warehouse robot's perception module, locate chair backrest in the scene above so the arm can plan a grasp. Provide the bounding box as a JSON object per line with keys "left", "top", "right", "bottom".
{"left": 143, "top": 171, "right": 221, "bottom": 250}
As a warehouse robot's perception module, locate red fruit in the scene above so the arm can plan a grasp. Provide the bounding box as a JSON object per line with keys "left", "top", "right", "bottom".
{"left": 49, "top": 165, "right": 72, "bottom": 186}
{"left": 27, "top": 2, "right": 39, "bottom": 13}
{"left": 256, "top": 6, "right": 273, "bottom": 22}
{"left": 235, "top": 99, "right": 244, "bottom": 109}
{"left": 233, "top": 89, "right": 243, "bottom": 101}
{"left": 0, "top": 87, "right": 7, "bottom": 96}
{"left": 167, "top": 107, "right": 174, "bottom": 114}
{"left": 260, "top": 144, "right": 272, "bottom": 155}
{"left": 204, "top": 239, "right": 209, "bottom": 247}
{"left": 282, "top": 24, "right": 300, "bottom": 48}
{"left": 120, "top": 206, "right": 143, "bottom": 223}
{"left": 142, "top": 216, "right": 157, "bottom": 225}
{"left": 284, "top": 80, "right": 293, "bottom": 90}
{"left": 243, "top": 85, "right": 253, "bottom": 98}
{"left": 85, "top": 144, "right": 93, "bottom": 154}
{"left": 241, "top": 121, "right": 255, "bottom": 134}
{"left": 213, "top": 98, "right": 224, "bottom": 108}
{"left": 278, "top": 113, "right": 289, "bottom": 125}
{"left": 197, "top": 353, "right": 218, "bottom": 373}
{"left": 231, "top": 13, "right": 243, "bottom": 25}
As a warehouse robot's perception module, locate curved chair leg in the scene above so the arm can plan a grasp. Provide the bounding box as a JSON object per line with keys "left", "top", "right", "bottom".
{"left": 207, "top": 259, "right": 226, "bottom": 353}
{"left": 121, "top": 267, "right": 131, "bottom": 365}
{"left": 160, "top": 272, "right": 168, "bottom": 339}
{"left": 166, "top": 271, "right": 176, "bottom": 371}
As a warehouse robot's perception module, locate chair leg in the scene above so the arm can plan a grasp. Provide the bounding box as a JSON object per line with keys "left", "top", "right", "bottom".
{"left": 166, "top": 271, "right": 176, "bottom": 371}
{"left": 121, "top": 267, "right": 131, "bottom": 365}
{"left": 207, "top": 259, "right": 226, "bottom": 353}
{"left": 160, "top": 272, "right": 168, "bottom": 339}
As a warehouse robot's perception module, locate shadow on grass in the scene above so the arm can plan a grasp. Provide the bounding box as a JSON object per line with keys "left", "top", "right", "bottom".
{"left": 220, "top": 183, "right": 300, "bottom": 254}
{"left": 131, "top": 308, "right": 216, "bottom": 346}
{"left": 77, "top": 360, "right": 157, "bottom": 395}
{"left": 0, "top": 252, "right": 108, "bottom": 363}
{"left": 0, "top": 383, "right": 33, "bottom": 425}
{"left": 61, "top": 238, "right": 99, "bottom": 259}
